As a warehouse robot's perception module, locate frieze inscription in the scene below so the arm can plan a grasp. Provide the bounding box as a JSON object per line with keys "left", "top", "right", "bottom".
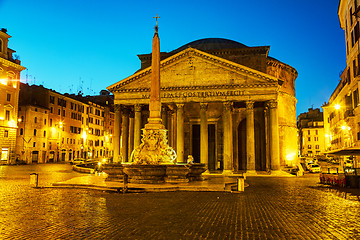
{"left": 142, "top": 90, "right": 244, "bottom": 99}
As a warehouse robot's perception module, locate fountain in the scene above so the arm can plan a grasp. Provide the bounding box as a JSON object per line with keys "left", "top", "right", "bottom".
{"left": 121, "top": 16, "right": 206, "bottom": 184}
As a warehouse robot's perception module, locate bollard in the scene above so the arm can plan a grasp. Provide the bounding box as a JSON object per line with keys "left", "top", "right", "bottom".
{"left": 123, "top": 174, "right": 128, "bottom": 193}
{"left": 237, "top": 177, "right": 245, "bottom": 192}
{"left": 30, "top": 173, "right": 38, "bottom": 188}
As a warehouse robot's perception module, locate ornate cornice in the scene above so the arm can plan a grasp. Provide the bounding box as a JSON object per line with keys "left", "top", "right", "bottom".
{"left": 267, "top": 58, "right": 297, "bottom": 77}
{"left": 0, "top": 57, "right": 26, "bottom": 71}
{"left": 111, "top": 82, "right": 278, "bottom": 93}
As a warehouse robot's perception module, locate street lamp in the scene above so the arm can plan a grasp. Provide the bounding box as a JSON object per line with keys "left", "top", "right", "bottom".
{"left": 334, "top": 104, "right": 341, "bottom": 110}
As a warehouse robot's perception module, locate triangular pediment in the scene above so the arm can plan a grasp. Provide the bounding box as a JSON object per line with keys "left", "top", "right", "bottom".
{"left": 107, "top": 47, "right": 278, "bottom": 93}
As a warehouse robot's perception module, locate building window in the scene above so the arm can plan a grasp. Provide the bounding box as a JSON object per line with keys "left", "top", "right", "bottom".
{"left": 5, "top": 110, "right": 10, "bottom": 121}
{"left": 0, "top": 39, "right": 2, "bottom": 52}
{"left": 43, "top": 131, "right": 46, "bottom": 137}
{"left": 308, "top": 137, "right": 311, "bottom": 141}
{"left": 50, "top": 118, "right": 52, "bottom": 127}
{"left": 34, "top": 129, "right": 37, "bottom": 136}
{"left": 50, "top": 107, "right": 53, "bottom": 113}
{"left": 315, "top": 130, "right": 318, "bottom": 135}
{"left": 314, "top": 137, "right": 318, "bottom": 141}
{"left": 6, "top": 93, "right": 10, "bottom": 101}
{"left": 308, "top": 145, "right": 312, "bottom": 149}
{"left": 50, "top": 96, "right": 55, "bottom": 104}
{"left": 4, "top": 130, "right": 8, "bottom": 138}
{"left": 33, "top": 142, "right": 36, "bottom": 147}
{"left": 315, "top": 145, "right": 320, "bottom": 149}
{"left": 44, "top": 119, "right": 46, "bottom": 125}
{"left": 34, "top": 117, "right": 37, "bottom": 123}
{"left": 43, "top": 143, "right": 45, "bottom": 148}
{"left": 308, "top": 130, "right": 310, "bottom": 135}
{"left": 20, "top": 128, "right": 23, "bottom": 135}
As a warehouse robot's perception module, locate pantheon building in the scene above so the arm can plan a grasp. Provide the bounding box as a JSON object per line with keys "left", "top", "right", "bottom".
{"left": 107, "top": 38, "right": 298, "bottom": 174}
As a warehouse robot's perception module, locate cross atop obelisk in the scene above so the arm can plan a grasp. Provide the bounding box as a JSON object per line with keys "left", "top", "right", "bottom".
{"left": 153, "top": 14, "right": 160, "bottom": 27}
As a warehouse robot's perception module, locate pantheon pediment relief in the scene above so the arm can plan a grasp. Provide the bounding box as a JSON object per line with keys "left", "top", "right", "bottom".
{"left": 108, "top": 48, "right": 279, "bottom": 93}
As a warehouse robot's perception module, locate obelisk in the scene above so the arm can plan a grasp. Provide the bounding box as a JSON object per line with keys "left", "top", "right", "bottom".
{"left": 129, "top": 15, "right": 176, "bottom": 165}
{"left": 145, "top": 14, "right": 164, "bottom": 130}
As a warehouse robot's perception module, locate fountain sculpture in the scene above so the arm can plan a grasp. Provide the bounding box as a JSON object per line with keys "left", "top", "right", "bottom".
{"left": 121, "top": 16, "right": 205, "bottom": 183}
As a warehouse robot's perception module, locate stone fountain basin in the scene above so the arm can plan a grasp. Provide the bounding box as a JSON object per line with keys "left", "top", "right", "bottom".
{"left": 123, "top": 165, "right": 167, "bottom": 184}
{"left": 109, "top": 163, "right": 206, "bottom": 184}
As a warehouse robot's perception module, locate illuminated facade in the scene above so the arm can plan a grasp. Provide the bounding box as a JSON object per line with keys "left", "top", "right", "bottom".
{"left": 108, "top": 38, "right": 298, "bottom": 173}
{"left": 16, "top": 84, "right": 114, "bottom": 164}
{"left": 323, "top": 1, "right": 360, "bottom": 167}
{"left": 0, "top": 28, "right": 26, "bottom": 164}
{"left": 297, "top": 108, "right": 325, "bottom": 157}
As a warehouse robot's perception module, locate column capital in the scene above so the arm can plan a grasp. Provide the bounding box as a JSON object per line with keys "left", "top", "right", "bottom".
{"left": 114, "top": 104, "right": 122, "bottom": 112}
{"left": 246, "top": 101, "right": 255, "bottom": 110}
{"left": 223, "top": 101, "right": 233, "bottom": 111}
{"left": 268, "top": 100, "right": 278, "bottom": 109}
{"left": 121, "top": 106, "right": 130, "bottom": 116}
{"left": 200, "top": 102, "right": 208, "bottom": 110}
{"left": 134, "top": 104, "right": 142, "bottom": 112}
{"left": 176, "top": 103, "right": 185, "bottom": 109}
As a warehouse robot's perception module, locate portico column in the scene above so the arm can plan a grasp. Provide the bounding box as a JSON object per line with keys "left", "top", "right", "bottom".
{"left": 176, "top": 103, "right": 185, "bottom": 163}
{"left": 128, "top": 110, "right": 134, "bottom": 160}
{"left": 121, "top": 107, "right": 129, "bottom": 162}
{"left": 113, "top": 104, "right": 122, "bottom": 162}
{"left": 269, "top": 100, "right": 280, "bottom": 170}
{"left": 223, "top": 102, "right": 233, "bottom": 174}
{"left": 246, "top": 101, "right": 256, "bottom": 172}
{"left": 134, "top": 104, "right": 142, "bottom": 149}
{"left": 161, "top": 105, "right": 167, "bottom": 128}
{"left": 200, "top": 103, "right": 208, "bottom": 168}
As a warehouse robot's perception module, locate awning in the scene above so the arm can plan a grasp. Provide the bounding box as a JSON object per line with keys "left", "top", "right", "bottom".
{"left": 325, "top": 148, "right": 360, "bottom": 156}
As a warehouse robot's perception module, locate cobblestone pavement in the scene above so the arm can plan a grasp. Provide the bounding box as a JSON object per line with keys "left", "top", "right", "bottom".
{"left": 1, "top": 164, "right": 360, "bottom": 240}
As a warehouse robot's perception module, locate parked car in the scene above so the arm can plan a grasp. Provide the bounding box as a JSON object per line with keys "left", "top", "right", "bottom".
{"left": 70, "top": 158, "right": 86, "bottom": 165}
{"left": 308, "top": 164, "right": 321, "bottom": 173}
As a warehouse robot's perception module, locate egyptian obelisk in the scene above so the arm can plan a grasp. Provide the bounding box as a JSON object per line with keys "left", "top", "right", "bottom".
{"left": 130, "top": 15, "right": 176, "bottom": 164}
{"left": 145, "top": 14, "right": 164, "bottom": 130}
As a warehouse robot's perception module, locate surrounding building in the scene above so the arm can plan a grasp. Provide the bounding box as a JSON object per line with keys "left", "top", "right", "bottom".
{"left": 16, "top": 83, "right": 114, "bottom": 164}
{"left": 297, "top": 108, "right": 325, "bottom": 157}
{"left": 0, "top": 28, "right": 26, "bottom": 164}
{"left": 322, "top": 1, "right": 360, "bottom": 168}
{"left": 108, "top": 37, "right": 298, "bottom": 174}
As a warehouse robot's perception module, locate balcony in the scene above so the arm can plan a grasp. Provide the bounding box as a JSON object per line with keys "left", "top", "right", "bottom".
{"left": 344, "top": 109, "right": 355, "bottom": 119}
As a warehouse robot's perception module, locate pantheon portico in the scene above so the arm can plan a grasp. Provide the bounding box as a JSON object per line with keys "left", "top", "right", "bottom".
{"left": 107, "top": 38, "right": 298, "bottom": 174}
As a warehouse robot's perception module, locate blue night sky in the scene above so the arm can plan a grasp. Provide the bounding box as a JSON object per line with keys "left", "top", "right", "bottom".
{"left": 0, "top": 0, "right": 345, "bottom": 116}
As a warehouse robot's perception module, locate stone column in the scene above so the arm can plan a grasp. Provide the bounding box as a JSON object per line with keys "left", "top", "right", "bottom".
{"left": 134, "top": 104, "right": 142, "bottom": 149}
{"left": 246, "top": 101, "right": 256, "bottom": 173}
{"left": 269, "top": 100, "right": 280, "bottom": 170}
{"left": 161, "top": 105, "right": 167, "bottom": 128}
{"left": 128, "top": 110, "right": 134, "bottom": 160}
{"left": 121, "top": 107, "right": 129, "bottom": 162}
{"left": 223, "top": 102, "right": 233, "bottom": 174}
{"left": 113, "top": 104, "right": 122, "bottom": 162}
{"left": 200, "top": 103, "right": 208, "bottom": 168}
{"left": 264, "top": 105, "right": 270, "bottom": 171}
{"left": 176, "top": 104, "right": 185, "bottom": 163}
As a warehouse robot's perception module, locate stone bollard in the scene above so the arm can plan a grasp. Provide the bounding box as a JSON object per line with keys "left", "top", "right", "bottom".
{"left": 30, "top": 173, "right": 38, "bottom": 188}
{"left": 237, "top": 177, "right": 245, "bottom": 192}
